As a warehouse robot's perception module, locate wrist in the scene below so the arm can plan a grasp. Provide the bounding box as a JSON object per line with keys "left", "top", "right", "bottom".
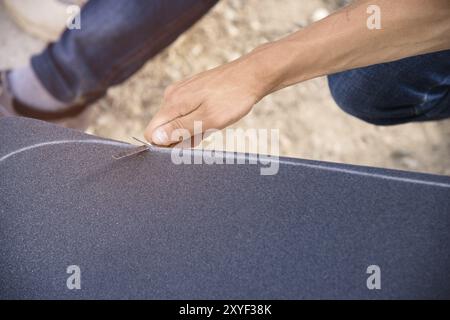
{"left": 244, "top": 38, "right": 313, "bottom": 99}
{"left": 245, "top": 42, "right": 290, "bottom": 99}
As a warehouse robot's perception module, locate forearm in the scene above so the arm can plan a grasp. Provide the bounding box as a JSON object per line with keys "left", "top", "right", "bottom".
{"left": 246, "top": 0, "right": 450, "bottom": 96}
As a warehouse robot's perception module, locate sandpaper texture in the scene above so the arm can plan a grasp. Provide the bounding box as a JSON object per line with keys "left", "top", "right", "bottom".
{"left": 0, "top": 117, "right": 449, "bottom": 299}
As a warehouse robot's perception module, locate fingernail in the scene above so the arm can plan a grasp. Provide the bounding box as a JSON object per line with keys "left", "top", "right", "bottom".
{"left": 152, "top": 128, "right": 169, "bottom": 145}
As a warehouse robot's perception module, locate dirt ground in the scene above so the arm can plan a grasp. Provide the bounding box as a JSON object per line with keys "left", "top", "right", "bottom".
{"left": 1, "top": 0, "right": 449, "bottom": 175}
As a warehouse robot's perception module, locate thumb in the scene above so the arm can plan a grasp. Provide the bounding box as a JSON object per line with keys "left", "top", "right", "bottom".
{"left": 145, "top": 107, "right": 208, "bottom": 146}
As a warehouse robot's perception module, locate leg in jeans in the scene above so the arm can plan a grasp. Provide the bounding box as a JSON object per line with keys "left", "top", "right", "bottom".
{"left": 31, "top": 0, "right": 219, "bottom": 107}
{"left": 328, "top": 50, "right": 450, "bottom": 125}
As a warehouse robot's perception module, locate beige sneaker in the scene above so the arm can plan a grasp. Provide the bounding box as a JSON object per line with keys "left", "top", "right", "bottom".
{"left": 0, "top": 70, "right": 21, "bottom": 117}
{"left": 4, "top": 0, "right": 88, "bottom": 42}
{"left": 0, "top": 70, "right": 91, "bottom": 130}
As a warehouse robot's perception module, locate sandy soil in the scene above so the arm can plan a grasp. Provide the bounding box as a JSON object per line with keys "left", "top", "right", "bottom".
{"left": 1, "top": 0, "right": 449, "bottom": 175}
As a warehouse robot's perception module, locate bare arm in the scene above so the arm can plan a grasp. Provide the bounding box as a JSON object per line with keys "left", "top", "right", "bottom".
{"left": 145, "top": 0, "right": 450, "bottom": 145}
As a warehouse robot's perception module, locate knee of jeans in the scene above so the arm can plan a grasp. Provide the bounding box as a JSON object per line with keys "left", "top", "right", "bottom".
{"left": 328, "top": 74, "right": 400, "bottom": 125}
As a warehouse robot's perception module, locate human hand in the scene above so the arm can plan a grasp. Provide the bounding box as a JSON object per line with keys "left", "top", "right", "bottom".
{"left": 144, "top": 50, "right": 277, "bottom": 146}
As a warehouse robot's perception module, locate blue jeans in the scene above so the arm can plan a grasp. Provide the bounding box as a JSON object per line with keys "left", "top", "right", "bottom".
{"left": 31, "top": 0, "right": 218, "bottom": 105}
{"left": 328, "top": 51, "right": 450, "bottom": 125}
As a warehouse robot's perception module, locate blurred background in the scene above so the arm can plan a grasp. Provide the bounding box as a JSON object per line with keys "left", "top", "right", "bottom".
{"left": 1, "top": 0, "right": 449, "bottom": 175}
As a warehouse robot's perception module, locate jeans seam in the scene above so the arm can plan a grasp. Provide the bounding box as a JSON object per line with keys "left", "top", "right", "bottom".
{"left": 423, "top": 87, "right": 450, "bottom": 119}
{"left": 416, "top": 73, "right": 450, "bottom": 115}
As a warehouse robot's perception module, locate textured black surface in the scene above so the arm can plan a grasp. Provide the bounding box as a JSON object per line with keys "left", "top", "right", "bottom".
{"left": 0, "top": 117, "right": 449, "bottom": 299}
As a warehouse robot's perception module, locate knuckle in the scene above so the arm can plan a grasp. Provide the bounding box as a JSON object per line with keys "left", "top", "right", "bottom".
{"left": 170, "top": 118, "right": 186, "bottom": 131}
{"left": 169, "top": 118, "right": 192, "bottom": 142}
{"left": 163, "top": 84, "right": 178, "bottom": 101}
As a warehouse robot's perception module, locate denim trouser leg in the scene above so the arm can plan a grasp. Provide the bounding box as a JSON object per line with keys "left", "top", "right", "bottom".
{"left": 31, "top": 0, "right": 218, "bottom": 105}
{"left": 328, "top": 50, "right": 450, "bottom": 125}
